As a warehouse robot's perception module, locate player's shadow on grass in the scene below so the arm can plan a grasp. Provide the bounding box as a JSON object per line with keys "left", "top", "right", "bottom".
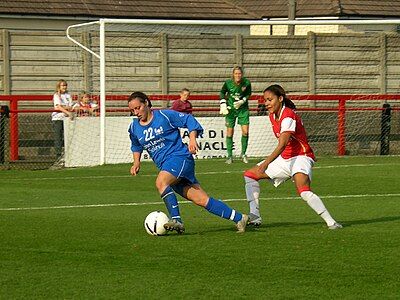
{"left": 341, "top": 215, "right": 400, "bottom": 227}
{"left": 167, "top": 215, "right": 400, "bottom": 235}
{"left": 178, "top": 226, "right": 255, "bottom": 235}
{"left": 260, "top": 215, "right": 400, "bottom": 229}
{"left": 261, "top": 221, "right": 322, "bottom": 228}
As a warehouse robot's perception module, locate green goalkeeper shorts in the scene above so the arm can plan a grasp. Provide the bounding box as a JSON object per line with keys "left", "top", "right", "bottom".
{"left": 225, "top": 109, "right": 250, "bottom": 128}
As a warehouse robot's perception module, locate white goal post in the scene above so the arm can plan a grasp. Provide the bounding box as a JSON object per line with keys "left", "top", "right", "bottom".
{"left": 65, "top": 18, "right": 400, "bottom": 167}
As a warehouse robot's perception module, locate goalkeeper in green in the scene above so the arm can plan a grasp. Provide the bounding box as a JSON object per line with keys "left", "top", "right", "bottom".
{"left": 219, "top": 66, "right": 252, "bottom": 164}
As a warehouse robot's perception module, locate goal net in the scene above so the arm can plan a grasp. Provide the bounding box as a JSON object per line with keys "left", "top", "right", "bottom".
{"left": 64, "top": 19, "right": 400, "bottom": 167}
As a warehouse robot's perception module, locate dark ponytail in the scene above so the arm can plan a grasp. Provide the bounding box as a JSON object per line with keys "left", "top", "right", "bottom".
{"left": 263, "top": 84, "right": 296, "bottom": 110}
{"left": 128, "top": 91, "right": 152, "bottom": 108}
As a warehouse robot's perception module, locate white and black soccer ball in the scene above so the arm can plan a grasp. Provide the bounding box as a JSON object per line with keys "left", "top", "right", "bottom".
{"left": 144, "top": 211, "right": 169, "bottom": 236}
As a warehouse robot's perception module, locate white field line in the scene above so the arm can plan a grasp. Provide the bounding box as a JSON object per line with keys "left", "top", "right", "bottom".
{"left": 1, "top": 193, "right": 400, "bottom": 212}
{"left": 1, "top": 162, "right": 399, "bottom": 182}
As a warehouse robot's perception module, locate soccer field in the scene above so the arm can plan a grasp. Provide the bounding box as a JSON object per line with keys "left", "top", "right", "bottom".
{"left": 1, "top": 156, "right": 399, "bottom": 299}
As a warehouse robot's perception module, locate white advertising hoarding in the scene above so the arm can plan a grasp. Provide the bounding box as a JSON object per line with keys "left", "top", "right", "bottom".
{"left": 64, "top": 116, "right": 277, "bottom": 167}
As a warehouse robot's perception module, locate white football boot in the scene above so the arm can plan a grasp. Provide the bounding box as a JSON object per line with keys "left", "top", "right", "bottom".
{"left": 248, "top": 213, "right": 262, "bottom": 227}
{"left": 328, "top": 222, "right": 343, "bottom": 230}
{"left": 164, "top": 219, "right": 185, "bottom": 234}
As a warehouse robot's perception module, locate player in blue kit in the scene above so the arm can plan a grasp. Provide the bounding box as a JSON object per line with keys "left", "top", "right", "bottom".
{"left": 128, "top": 92, "right": 248, "bottom": 234}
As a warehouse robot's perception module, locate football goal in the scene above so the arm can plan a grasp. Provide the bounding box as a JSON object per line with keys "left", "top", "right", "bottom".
{"left": 65, "top": 19, "right": 400, "bottom": 167}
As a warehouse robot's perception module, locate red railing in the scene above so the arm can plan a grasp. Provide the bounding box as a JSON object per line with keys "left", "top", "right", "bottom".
{"left": 1, "top": 94, "right": 399, "bottom": 161}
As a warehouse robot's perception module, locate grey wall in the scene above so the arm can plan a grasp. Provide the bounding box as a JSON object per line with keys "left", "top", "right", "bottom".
{"left": 1, "top": 28, "right": 400, "bottom": 166}
{"left": 1, "top": 29, "right": 400, "bottom": 101}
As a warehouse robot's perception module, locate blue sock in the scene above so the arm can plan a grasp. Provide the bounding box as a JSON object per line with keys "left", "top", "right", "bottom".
{"left": 161, "top": 186, "right": 182, "bottom": 223}
{"left": 205, "top": 197, "right": 242, "bottom": 223}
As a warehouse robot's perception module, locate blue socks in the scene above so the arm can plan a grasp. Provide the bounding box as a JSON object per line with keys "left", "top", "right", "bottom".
{"left": 161, "top": 186, "right": 182, "bottom": 223}
{"left": 205, "top": 197, "right": 242, "bottom": 223}
{"left": 161, "top": 189, "right": 242, "bottom": 224}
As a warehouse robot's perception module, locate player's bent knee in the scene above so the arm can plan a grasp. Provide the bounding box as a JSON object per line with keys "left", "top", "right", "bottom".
{"left": 244, "top": 170, "right": 260, "bottom": 181}
{"left": 155, "top": 180, "right": 168, "bottom": 194}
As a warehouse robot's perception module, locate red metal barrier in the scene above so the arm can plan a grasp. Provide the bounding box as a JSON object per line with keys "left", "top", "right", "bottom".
{"left": 9, "top": 98, "right": 18, "bottom": 160}
{"left": 1, "top": 94, "right": 400, "bottom": 161}
{"left": 337, "top": 99, "right": 346, "bottom": 156}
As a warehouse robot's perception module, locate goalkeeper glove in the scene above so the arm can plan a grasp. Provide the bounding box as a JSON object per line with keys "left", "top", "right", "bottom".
{"left": 219, "top": 99, "right": 230, "bottom": 115}
{"left": 233, "top": 97, "right": 246, "bottom": 110}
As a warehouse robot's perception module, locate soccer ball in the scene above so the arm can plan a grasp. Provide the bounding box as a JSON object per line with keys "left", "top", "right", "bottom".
{"left": 144, "top": 211, "right": 169, "bottom": 236}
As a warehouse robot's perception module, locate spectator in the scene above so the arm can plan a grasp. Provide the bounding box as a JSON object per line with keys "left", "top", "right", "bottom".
{"left": 171, "top": 88, "right": 193, "bottom": 114}
{"left": 51, "top": 79, "right": 74, "bottom": 159}
{"left": 73, "top": 92, "right": 99, "bottom": 117}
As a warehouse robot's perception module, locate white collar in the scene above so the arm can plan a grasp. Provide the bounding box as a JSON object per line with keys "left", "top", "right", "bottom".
{"left": 275, "top": 105, "right": 285, "bottom": 121}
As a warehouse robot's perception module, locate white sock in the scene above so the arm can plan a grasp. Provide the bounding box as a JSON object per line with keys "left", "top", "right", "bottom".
{"left": 300, "top": 191, "right": 336, "bottom": 226}
{"left": 245, "top": 176, "right": 260, "bottom": 217}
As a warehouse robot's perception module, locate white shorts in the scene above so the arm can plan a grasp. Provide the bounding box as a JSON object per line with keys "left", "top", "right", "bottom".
{"left": 257, "top": 155, "right": 315, "bottom": 187}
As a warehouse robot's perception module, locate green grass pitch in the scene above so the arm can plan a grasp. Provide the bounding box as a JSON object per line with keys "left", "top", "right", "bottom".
{"left": 1, "top": 156, "right": 399, "bottom": 299}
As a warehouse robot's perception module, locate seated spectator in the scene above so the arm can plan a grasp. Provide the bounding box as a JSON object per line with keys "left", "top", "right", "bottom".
{"left": 73, "top": 92, "right": 99, "bottom": 117}
{"left": 170, "top": 88, "right": 193, "bottom": 114}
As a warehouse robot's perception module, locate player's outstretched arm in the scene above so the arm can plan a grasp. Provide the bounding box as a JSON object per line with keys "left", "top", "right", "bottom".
{"left": 130, "top": 152, "right": 141, "bottom": 176}
{"left": 188, "top": 131, "right": 199, "bottom": 154}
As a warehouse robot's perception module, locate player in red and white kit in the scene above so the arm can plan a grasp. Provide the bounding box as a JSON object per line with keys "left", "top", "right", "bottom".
{"left": 243, "top": 84, "right": 342, "bottom": 229}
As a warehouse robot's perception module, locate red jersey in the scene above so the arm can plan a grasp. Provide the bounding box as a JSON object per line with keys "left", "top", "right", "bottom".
{"left": 269, "top": 106, "right": 315, "bottom": 160}
{"left": 171, "top": 99, "right": 193, "bottom": 114}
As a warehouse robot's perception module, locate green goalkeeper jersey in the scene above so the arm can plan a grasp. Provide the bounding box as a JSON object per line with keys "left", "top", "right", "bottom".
{"left": 219, "top": 77, "right": 252, "bottom": 110}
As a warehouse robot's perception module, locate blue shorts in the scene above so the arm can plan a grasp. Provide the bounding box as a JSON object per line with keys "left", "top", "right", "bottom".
{"left": 160, "top": 156, "right": 199, "bottom": 197}
{"left": 161, "top": 156, "right": 199, "bottom": 184}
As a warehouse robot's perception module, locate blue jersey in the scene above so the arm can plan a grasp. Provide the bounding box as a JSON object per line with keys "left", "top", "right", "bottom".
{"left": 128, "top": 110, "right": 204, "bottom": 169}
